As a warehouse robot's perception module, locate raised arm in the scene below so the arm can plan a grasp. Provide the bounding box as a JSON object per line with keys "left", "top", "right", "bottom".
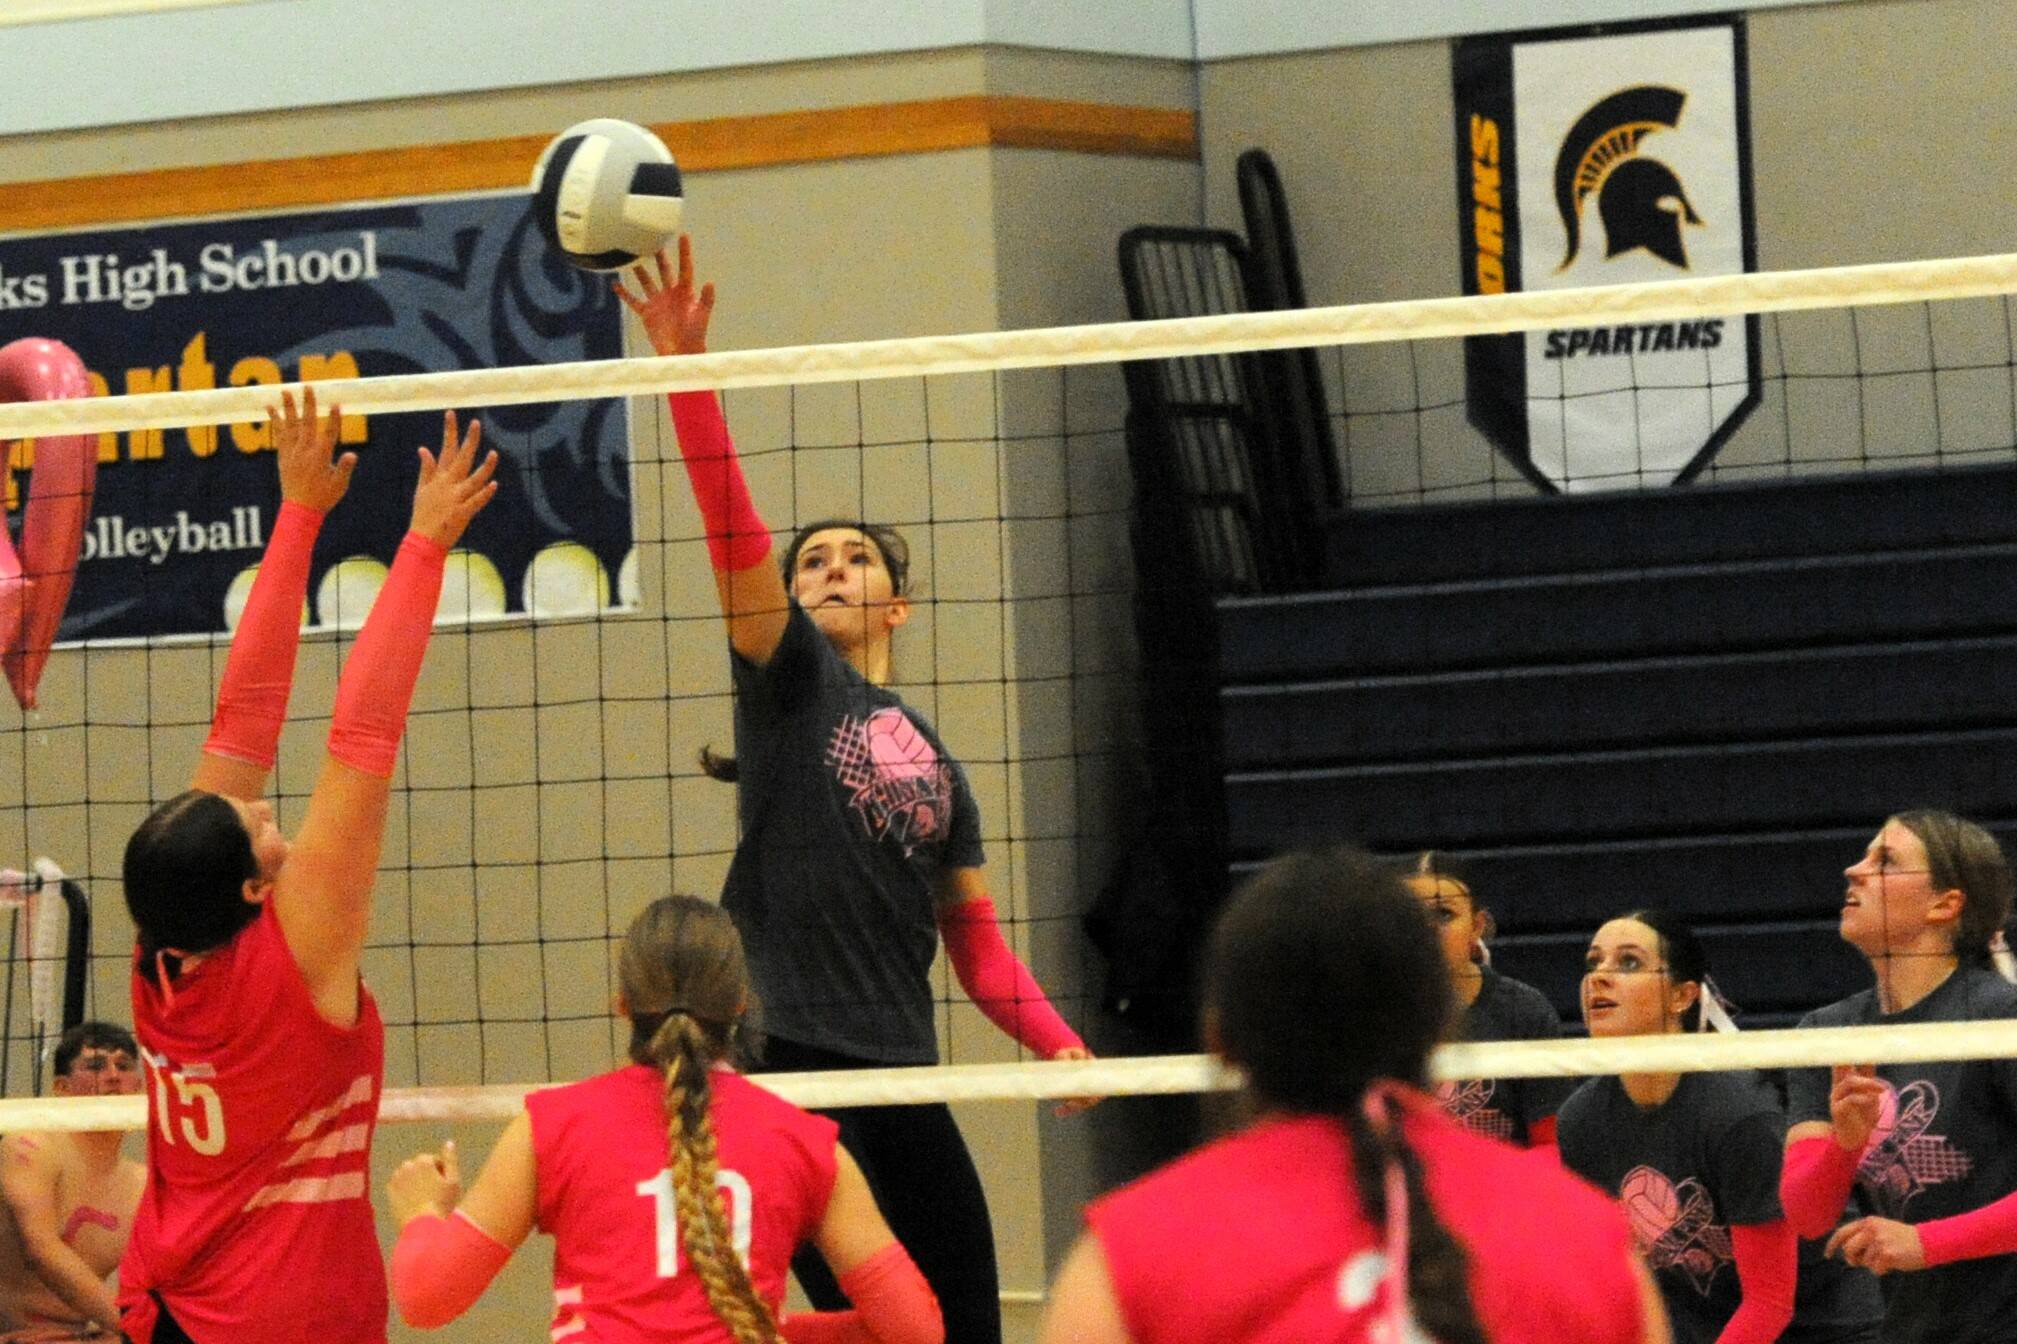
{"left": 278, "top": 413, "right": 497, "bottom": 1025}
{"left": 0, "top": 1136, "right": 120, "bottom": 1334}
{"left": 615, "top": 237, "right": 791, "bottom": 665}
{"left": 191, "top": 388, "right": 356, "bottom": 800}
{"left": 781, "top": 1146, "right": 943, "bottom": 1344}
{"left": 1783, "top": 1064, "right": 1882, "bottom": 1238}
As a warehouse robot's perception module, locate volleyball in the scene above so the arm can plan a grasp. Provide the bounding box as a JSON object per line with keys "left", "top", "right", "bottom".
{"left": 530, "top": 118, "right": 684, "bottom": 272}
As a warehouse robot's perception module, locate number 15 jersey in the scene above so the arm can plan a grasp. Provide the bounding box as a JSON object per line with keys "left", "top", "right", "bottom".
{"left": 528, "top": 1064, "right": 839, "bottom": 1344}
{"left": 120, "top": 902, "right": 387, "bottom": 1344}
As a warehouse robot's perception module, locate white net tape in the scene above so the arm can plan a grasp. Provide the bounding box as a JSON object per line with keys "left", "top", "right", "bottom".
{"left": 3, "top": 252, "right": 2016, "bottom": 437}
{"left": 17, "top": 1020, "right": 2015, "bottom": 1133}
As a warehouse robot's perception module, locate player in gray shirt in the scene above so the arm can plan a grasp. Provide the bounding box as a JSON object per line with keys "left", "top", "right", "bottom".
{"left": 1783, "top": 810, "right": 2017, "bottom": 1344}
{"left": 1401, "top": 852, "right": 1573, "bottom": 1147}
{"left": 1562, "top": 909, "right": 1881, "bottom": 1344}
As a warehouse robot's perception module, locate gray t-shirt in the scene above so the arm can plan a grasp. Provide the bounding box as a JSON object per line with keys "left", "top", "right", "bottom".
{"left": 1438, "top": 968, "right": 1573, "bottom": 1144}
{"left": 720, "top": 603, "right": 984, "bottom": 1064}
{"left": 1787, "top": 965, "right": 2017, "bottom": 1344}
{"left": 1561, "top": 1070, "right": 1881, "bottom": 1344}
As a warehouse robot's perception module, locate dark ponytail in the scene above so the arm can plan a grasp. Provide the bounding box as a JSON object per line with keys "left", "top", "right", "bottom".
{"left": 123, "top": 789, "right": 262, "bottom": 966}
{"left": 1345, "top": 1107, "right": 1489, "bottom": 1344}
{"left": 1206, "top": 848, "right": 1488, "bottom": 1343}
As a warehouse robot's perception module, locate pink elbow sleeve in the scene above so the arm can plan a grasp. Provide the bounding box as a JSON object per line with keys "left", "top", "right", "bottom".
{"left": 204, "top": 500, "right": 323, "bottom": 768}
{"left": 389, "top": 1211, "right": 512, "bottom": 1329}
{"left": 325, "top": 532, "right": 446, "bottom": 777}
{"left": 1715, "top": 1220, "right": 1797, "bottom": 1344}
{"left": 781, "top": 1243, "right": 942, "bottom": 1344}
{"left": 668, "top": 391, "right": 772, "bottom": 573}
{"left": 937, "top": 896, "right": 1083, "bottom": 1059}
{"left": 1919, "top": 1188, "right": 2017, "bottom": 1266}
{"left": 1780, "top": 1136, "right": 1860, "bottom": 1240}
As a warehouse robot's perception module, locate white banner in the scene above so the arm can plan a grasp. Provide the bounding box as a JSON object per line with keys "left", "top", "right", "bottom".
{"left": 1457, "top": 16, "right": 1759, "bottom": 490}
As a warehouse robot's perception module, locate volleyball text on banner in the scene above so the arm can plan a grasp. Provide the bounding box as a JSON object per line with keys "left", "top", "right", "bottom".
{"left": 1453, "top": 15, "right": 1760, "bottom": 492}
{"left": 0, "top": 193, "right": 633, "bottom": 641}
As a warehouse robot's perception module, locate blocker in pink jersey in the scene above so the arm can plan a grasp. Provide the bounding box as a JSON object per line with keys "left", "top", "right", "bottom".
{"left": 1039, "top": 848, "right": 1668, "bottom": 1344}
{"left": 117, "top": 394, "right": 498, "bottom": 1344}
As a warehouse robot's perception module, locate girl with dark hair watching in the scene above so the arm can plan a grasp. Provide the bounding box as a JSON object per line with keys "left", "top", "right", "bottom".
{"left": 1560, "top": 910, "right": 1879, "bottom": 1344}
{"left": 1781, "top": 810, "right": 2017, "bottom": 1344}
{"left": 385, "top": 894, "right": 942, "bottom": 1344}
{"left": 117, "top": 392, "right": 497, "bottom": 1344}
{"left": 613, "top": 237, "right": 1090, "bottom": 1344}
{"left": 1401, "top": 852, "right": 1571, "bottom": 1150}
{"left": 1039, "top": 847, "right": 1668, "bottom": 1344}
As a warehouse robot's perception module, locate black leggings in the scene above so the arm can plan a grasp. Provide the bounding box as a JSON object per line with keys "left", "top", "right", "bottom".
{"left": 760, "top": 1038, "right": 1001, "bottom": 1344}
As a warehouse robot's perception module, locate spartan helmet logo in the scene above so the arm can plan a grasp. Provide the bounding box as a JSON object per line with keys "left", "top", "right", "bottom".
{"left": 1554, "top": 86, "right": 1705, "bottom": 271}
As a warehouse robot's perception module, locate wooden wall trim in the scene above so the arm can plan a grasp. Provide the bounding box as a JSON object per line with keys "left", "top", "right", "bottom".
{"left": 0, "top": 95, "right": 1197, "bottom": 232}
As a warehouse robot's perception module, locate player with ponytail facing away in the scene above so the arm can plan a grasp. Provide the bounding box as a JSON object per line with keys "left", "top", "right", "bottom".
{"left": 117, "top": 394, "right": 497, "bottom": 1344}
{"left": 386, "top": 894, "right": 942, "bottom": 1344}
{"left": 614, "top": 237, "right": 1090, "bottom": 1344}
{"left": 1039, "top": 847, "right": 1668, "bottom": 1344}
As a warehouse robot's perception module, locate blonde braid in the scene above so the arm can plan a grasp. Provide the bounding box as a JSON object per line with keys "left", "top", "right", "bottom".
{"left": 656, "top": 1014, "right": 779, "bottom": 1344}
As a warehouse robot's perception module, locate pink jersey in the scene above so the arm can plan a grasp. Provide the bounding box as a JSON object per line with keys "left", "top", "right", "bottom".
{"left": 119, "top": 902, "right": 385, "bottom": 1344}
{"left": 1089, "top": 1106, "right": 1643, "bottom": 1344}
{"left": 529, "top": 1065, "right": 839, "bottom": 1344}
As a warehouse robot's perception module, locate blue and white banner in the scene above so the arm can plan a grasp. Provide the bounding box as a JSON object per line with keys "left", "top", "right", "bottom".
{"left": 0, "top": 191, "right": 632, "bottom": 641}
{"left": 1455, "top": 15, "right": 1760, "bottom": 491}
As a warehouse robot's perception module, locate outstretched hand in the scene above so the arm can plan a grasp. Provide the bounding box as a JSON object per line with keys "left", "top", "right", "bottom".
{"left": 613, "top": 235, "right": 715, "bottom": 356}
{"left": 409, "top": 411, "right": 499, "bottom": 549}
{"left": 270, "top": 386, "right": 357, "bottom": 514}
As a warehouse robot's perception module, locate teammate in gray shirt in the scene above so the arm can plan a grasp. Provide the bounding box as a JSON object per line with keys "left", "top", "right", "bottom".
{"left": 1562, "top": 909, "right": 1881, "bottom": 1344}
{"left": 1783, "top": 810, "right": 2017, "bottom": 1344}
{"left": 1401, "top": 853, "right": 1573, "bottom": 1147}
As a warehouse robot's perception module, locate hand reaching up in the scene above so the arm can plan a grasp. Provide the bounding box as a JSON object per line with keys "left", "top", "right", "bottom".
{"left": 409, "top": 411, "right": 499, "bottom": 549}
{"left": 270, "top": 385, "right": 357, "bottom": 514}
{"left": 613, "top": 235, "right": 715, "bottom": 356}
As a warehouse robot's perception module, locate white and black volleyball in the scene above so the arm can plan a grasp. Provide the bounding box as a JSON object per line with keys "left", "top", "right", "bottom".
{"left": 530, "top": 118, "right": 685, "bottom": 272}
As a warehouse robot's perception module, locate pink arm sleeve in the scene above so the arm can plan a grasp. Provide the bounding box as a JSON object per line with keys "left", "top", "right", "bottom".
{"left": 780, "top": 1243, "right": 944, "bottom": 1344}
{"left": 1918, "top": 1187, "right": 2017, "bottom": 1266}
{"left": 1781, "top": 1135, "right": 1861, "bottom": 1240}
{"left": 203, "top": 500, "right": 322, "bottom": 767}
{"left": 669, "top": 391, "right": 773, "bottom": 573}
{"left": 389, "top": 1210, "right": 513, "bottom": 1329}
{"left": 1713, "top": 1220, "right": 1797, "bottom": 1344}
{"left": 937, "top": 895, "right": 1084, "bottom": 1059}
{"left": 325, "top": 532, "right": 446, "bottom": 778}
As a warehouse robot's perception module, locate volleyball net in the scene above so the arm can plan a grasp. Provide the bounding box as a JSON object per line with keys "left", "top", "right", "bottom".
{"left": 0, "top": 251, "right": 2015, "bottom": 1125}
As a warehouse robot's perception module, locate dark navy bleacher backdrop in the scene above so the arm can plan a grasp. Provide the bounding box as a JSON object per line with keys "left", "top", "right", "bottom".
{"left": 1219, "top": 461, "right": 2017, "bottom": 1026}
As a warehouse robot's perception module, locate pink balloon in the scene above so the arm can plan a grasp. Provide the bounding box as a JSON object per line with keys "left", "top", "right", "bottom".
{"left": 0, "top": 339, "right": 96, "bottom": 711}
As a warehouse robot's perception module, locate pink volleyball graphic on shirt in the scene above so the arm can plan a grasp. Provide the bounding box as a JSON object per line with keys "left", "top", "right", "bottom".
{"left": 826, "top": 708, "right": 957, "bottom": 853}
{"left": 1619, "top": 1165, "right": 1731, "bottom": 1296}
{"left": 1620, "top": 1166, "right": 1680, "bottom": 1249}
{"left": 865, "top": 706, "right": 937, "bottom": 779}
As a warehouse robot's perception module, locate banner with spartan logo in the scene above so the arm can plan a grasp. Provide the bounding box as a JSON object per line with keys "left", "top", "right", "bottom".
{"left": 1453, "top": 15, "right": 1760, "bottom": 491}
